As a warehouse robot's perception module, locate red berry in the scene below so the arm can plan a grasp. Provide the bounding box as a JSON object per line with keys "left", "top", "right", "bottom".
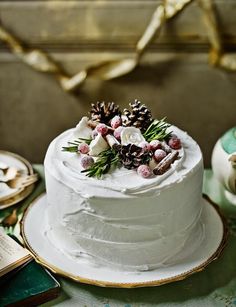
{"left": 150, "top": 140, "right": 162, "bottom": 151}
{"left": 81, "top": 156, "right": 94, "bottom": 169}
{"left": 137, "top": 165, "right": 152, "bottom": 178}
{"left": 113, "top": 126, "right": 124, "bottom": 140}
{"left": 139, "top": 141, "right": 151, "bottom": 151}
{"left": 168, "top": 137, "right": 182, "bottom": 150}
{"left": 96, "top": 123, "right": 108, "bottom": 136}
{"left": 78, "top": 143, "right": 89, "bottom": 154}
{"left": 111, "top": 115, "right": 122, "bottom": 129}
{"left": 154, "top": 149, "right": 167, "bottom": 162}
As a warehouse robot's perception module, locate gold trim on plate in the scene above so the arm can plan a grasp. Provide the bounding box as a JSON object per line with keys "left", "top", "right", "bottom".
{"left": 20, "top": 193, "right": 229, "bottom": 288}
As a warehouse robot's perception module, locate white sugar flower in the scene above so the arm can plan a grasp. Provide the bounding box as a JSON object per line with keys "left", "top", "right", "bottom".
{"left": 89, "top": 134, "right": 109, "bottom": 156}
{"left": 120, "top": 127, "right": 145, "bottom": 146}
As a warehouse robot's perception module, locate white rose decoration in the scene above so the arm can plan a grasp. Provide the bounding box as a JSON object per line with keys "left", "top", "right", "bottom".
{"left": 120, "top": 127, "right": 145, "bottom": 146}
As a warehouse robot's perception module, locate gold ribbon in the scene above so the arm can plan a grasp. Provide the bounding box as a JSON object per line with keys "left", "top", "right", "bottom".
{"left": 0, "top": 0, "right": 235, "bottom": 92}
{"left": 198, "top": 0, "right": 236, "bottom": 71}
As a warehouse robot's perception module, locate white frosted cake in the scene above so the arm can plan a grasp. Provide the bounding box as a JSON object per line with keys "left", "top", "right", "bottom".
{"left": 44, "top": 100, "right": 204, "bottom": 272}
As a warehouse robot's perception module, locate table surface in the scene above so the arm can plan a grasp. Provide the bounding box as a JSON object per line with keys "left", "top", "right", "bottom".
{"left": 1, "top": 165, "right": 236, "bottom": 307}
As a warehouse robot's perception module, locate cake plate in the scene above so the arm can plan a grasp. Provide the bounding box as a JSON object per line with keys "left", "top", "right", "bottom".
{"left": 21, "top": 194, "right": 228, "bottom": 288}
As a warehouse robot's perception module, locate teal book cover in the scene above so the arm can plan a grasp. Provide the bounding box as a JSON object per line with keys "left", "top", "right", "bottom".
{"left": 0, "top": 258, "right": 60, "bottom": 307}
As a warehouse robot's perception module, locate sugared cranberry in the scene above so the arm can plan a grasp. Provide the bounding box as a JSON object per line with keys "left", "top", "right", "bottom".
{"left": 96, "top": 123, "right": 108, "bottom": 136}
{"left": 111, "top": 115, "right": 122, "bottom": 129}
{"left": 154, "top": 149, "right": 167, "bottom": 162}
{"left": 81, "top": 156, "right": 94, "bottom": 169}
{"left": 139, "top": 141, "right": 151, "bottom": 151}
{"left": 78, "top": 142, "right": 89, "bottom": 154}
{"left": 137, "top": 165, "right": 152, "bottom": 178}
{"left": 168, "top": 137, "right": 182, "bottom": 150}
{"left": 113, "top": 126, "right": 124, "bottom": 140}
{"left": 150, "top": 140, "right": 162, "bottom": 151}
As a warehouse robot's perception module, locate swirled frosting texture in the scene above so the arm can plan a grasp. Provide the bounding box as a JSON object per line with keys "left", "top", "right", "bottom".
{"left": 44, "top": 126, "right": 204, "bottom": 271}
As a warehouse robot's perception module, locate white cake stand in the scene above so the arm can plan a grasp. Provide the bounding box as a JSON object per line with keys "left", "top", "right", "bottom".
{"left": 21, "top": 193, "right": 228, "bottom": 288}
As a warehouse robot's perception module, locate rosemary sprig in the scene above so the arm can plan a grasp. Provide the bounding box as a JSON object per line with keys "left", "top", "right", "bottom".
{"left": 77, "top": 137, "right": 92, "bottom": 145}
{"left": 62, "top": 145, "right": 78, "bottom": 153}
{"left": 143, "top": 118, "right": 172, "bottom": 142}
{"left": 62, "top": 137, "right": 92, "bottom": 152}
{"left": 82, "top": 148, "right": 119, "bottom": 178}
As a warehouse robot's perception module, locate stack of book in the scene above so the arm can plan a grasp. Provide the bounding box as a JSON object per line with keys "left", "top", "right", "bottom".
{"left": 0, "top": 228, "right": 60, "bottom": 306}
{"left": 0, "top": 151, "right": 61, "bottom": 306}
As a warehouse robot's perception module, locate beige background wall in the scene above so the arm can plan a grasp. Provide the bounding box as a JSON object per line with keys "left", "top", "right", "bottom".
{"left": 0, "top": 1, "right": 236, "bottom": 166}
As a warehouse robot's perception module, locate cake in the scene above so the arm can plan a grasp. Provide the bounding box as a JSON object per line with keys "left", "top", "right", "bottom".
{"left": 44, "top": 100, "right": 204, "bottom": 272}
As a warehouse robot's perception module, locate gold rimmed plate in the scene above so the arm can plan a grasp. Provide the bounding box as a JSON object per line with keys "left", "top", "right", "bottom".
{"left": 0, "top": 151, "right": 34, "bottom": 210}
{"left": 21, "top": 194, "right": 228, "bottom": 288}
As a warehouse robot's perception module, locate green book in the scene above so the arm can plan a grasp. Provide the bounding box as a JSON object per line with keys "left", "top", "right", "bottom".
{"left": 0, "top": 235, "right": 60, "bottom": 307}
{"left": 0, "top": 260, "right": 60, "bottom": 307}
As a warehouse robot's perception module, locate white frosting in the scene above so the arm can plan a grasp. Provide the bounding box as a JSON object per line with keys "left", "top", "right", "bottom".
{"left": 44, "top": 125, "right": 204, "bottom": 272}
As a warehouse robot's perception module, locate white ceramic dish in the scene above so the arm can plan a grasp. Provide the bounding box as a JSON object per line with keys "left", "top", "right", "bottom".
{"left": 21, "top": 193, "right": 228, "bottom": 288}
{"left": 0, "top": 151, "right": 34, "bottom": 210}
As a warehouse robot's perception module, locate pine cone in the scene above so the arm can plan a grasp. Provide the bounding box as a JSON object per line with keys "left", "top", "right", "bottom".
{"left": 116, "top": 144, "right": 153, "bottom": 169}
{"left": 90, "top": 102, "right": 121, "bottom": 125}
{"left": 123, "top": 99, "right": 153, "bottom": 132}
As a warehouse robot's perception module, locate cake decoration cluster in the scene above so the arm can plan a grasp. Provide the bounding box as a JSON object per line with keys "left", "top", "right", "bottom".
{"left": 62, "top": 100, "right": 182, "bottom": 178}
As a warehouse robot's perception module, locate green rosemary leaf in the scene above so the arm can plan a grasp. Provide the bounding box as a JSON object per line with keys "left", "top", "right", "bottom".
{"left": 78, "top": 137, "right": 92, "bottom": 145}
{"left": 143, "top": 118, "right": 172, "bottom": 142}
{"left": 62, "top": 146, "right": 78, "bottom": 152}
{"left": 62, "top": 137, "right": 92, "bottom": 153}
{"left": 82, "top": 148, "right": 119, "bottom": 178}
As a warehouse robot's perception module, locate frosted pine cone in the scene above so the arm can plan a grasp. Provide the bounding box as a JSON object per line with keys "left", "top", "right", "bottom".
{"left": 90, "top": 102, "right": 121, "bottom": 125}
{"left": 116, "top": 144, "right": 153, "bottom": 169}
{"left": 122, "top": 99, "right": 153, "bottom": 132}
